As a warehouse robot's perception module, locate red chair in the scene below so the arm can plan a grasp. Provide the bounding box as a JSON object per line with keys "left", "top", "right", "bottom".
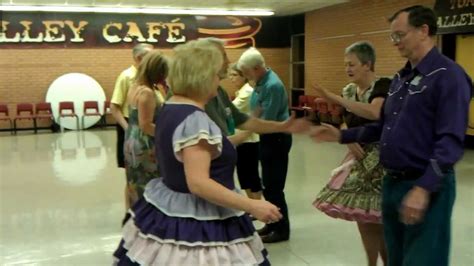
{"left": 81, "top": 101, "right": 102, "bottom": 129}
{"left": 58, "top": 101, "right": 79, "bottom": 132}
{"left": 305, "top": 95, "right": 317, "bottom": 113}
{"left": 329, "top": 103, "right": 343, "bottom": 116}
{"left": 291, "top": 95, "right": 313, "bottom": 116}
{"left": 0, "top": 103, "right": 13, "bottom": 134}
{"left": 314, "top": 98, "right": 331, "bottom": 123}
{"left": 314, "top": 98, "right": 329, "bottom": 114}
{"left": 35, "top": 102, "right": 54, "bottom": 132}
{"left": 329, "top": 103, "right": 344, "bottom": 125}
{"left": 14, "top": 103, "right": 36, "bottom": 134}
{"left": 306, "top": 95, "right": 316, "bottom": 103}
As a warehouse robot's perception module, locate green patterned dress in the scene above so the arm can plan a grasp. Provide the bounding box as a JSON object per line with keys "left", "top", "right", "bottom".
{"left": 123, "top": 93, "right": 163, "bottom": 203}
{"left": 313, "top": 78, "right": 391, "bottom": 224}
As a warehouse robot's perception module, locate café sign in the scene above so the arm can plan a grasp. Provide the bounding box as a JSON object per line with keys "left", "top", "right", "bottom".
{"left": 0, "top": 12, "right": 293, "bottom": 48}
{"left": 436, "top": 0, "right": 474, "bottom": 34}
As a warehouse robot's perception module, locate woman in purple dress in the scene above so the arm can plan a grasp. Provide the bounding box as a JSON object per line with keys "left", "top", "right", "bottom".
{"left": 113, "top": 40, "right": 282, "bottom": 265}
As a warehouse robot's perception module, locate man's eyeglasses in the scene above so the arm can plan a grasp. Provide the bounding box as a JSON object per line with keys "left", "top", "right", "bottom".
{"left": 389, "top": 31, "right": 408, "bottom": 44}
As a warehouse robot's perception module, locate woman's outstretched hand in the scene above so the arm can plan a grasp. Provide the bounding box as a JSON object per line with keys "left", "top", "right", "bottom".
{"left": 309, "top": 123, "right": 341, "bottom": 143}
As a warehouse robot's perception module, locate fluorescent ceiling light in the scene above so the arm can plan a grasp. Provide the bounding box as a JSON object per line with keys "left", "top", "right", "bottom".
{"left": 0, "top": 5, "right": 274, "bottom": 16}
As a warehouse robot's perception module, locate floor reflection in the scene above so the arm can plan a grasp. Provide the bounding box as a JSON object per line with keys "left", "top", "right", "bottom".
{"left": 0, "top": 130, "right": 473, "bottom": 265}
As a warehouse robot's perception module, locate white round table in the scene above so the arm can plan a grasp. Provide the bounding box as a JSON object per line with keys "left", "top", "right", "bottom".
{"left": 46, "top": 73, "right": 106, "bottom": 130}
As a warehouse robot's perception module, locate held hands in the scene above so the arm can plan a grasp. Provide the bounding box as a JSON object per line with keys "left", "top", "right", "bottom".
{"left": 400, "top": 186, "right": 430, "bottom": 225}
{"left": 281, "top": 111, "right": 312, "bottom": 134}
{"left": 309, "top": 123, "right": 341, "bottom": 143}
{"left": 248, "top": 199, "right": 283, "bottom": 224}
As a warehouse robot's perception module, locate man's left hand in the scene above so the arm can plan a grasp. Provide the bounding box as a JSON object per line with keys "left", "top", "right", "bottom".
{"left": 400, "top": 186, "right": 430, "bottom": 225}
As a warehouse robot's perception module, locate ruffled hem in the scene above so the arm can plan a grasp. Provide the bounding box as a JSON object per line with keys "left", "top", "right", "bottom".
{"left": 113, "top": 228, "right": 269, "bottom": 266}
{"left": 314, "top": 186, "right": 382, "bottom": 223}
{"left": 313, "top": 201, "right": 381, "bottom": 224}
{"left": 126, "top": 200, "right": 256, "bottom": 245}
{"left": 144, "top": 178, "right": 245, "bottom": 220}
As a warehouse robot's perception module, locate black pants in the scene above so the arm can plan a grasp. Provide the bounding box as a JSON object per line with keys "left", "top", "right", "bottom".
{"left": 236, "top": 142, "right": 262, "bottom": 192}
{"left": 260, "top": 133, "right": 292, "bottom": 235}
{"left": 116, "top": 120, "right": 127, "bottom": 168}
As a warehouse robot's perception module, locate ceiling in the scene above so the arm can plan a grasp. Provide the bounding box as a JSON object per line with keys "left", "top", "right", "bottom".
{"left": 2, "top": 0, "right": 348, "bottom": 16}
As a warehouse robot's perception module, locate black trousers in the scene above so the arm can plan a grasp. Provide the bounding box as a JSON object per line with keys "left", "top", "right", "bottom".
{"left": 236, "top": 142, "right": 262, "bottom": 192}
{"left": 260, "top": 133, "right": 292, "bottom": 235}
{"left": 115, "top": 119, "right": 128, "bottom": 168}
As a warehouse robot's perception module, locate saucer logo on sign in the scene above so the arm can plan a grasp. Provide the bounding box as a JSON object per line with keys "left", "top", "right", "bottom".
{"left": 197, "top": 16, "right": 262, "bottom": 48}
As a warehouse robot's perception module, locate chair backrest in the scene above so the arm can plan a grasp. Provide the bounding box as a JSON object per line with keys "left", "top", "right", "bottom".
{"left": 306, "top": 95, "right": 316, "bottom": 105}
{"left": 297, "top": 95, "right": 306, "bottom": 107}
{"left": 0, "top": 103, "right": 9, "bottom": 116}
{"left": 314, "top": 98, "right": 329, "bottom": 113}
{"left": 36, "top": 102, "right": 52, "bottom": 114}
{"left": 308, "top": 96, "right": 318, "bottom": 111}
{"left": 329, "top": 103, "right": 343, "bottom": 116}
{"left": 104, "top": 101, "right": 111, "bottom": 113}
{"left": 83, "top": 101, "right": 99, "bottom": 112}
{"left": 16, "top": 103, "right": 34, "bottom": 115}
{"left": 59, "top": 101, "right": 75, "bottom": 114}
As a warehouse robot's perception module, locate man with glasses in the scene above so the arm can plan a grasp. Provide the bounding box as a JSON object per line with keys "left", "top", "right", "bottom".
{"left": 311, "top": 5, "right": 471, "bottom": 265}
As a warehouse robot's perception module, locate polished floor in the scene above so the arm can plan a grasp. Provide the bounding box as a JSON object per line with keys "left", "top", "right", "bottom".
{"left": 1, "top": 129, "right": 473, "bottom": 265}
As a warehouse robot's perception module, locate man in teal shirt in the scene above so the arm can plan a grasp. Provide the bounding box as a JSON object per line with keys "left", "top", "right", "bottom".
{"left": 169, "top": 38, "right": 308, "bottom": 145}
{"left": 238, "top": 47, "right": 292, "bottom": 243}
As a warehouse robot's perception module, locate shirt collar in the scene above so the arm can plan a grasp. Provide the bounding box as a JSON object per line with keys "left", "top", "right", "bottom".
{"left": 399, "top": 47, "right": 440, "bottom": 77}
{"left": 256, "top": 68, "right": 272, "bottom": 87}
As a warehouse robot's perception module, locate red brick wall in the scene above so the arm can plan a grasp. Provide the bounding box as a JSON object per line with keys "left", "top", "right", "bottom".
{"left": 0, "top": 47, "right": 289, "bottom": 129}
{"left": 305, "top": 0, "right": 435, "bottom": 95}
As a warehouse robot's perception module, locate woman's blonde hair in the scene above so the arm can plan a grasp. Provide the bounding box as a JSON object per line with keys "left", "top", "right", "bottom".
{"left": 135, "top": 50, "right": 168, "bottom": 88}
{"left": 169, "top": 39, "right": 223, "bottom": 99}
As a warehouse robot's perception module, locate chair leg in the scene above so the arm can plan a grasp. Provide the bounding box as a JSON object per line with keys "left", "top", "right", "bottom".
{"left": 59, "top": 117, "right": 64, "bottom": 133}
{"left": 13, "top": 119, "right": 17, "bottom": 135}
{"left": 81, "top": 116, "right": 84, "bottom": 131}
{"left": 99, "top": 115, "right": 105, "bottom": 129}
{"left": 10, "top": 120, "right": 14, "bottom": 135}
{"left": 76, "top": 116, "right": 80, "bottom": 131}
{"left": 33, "top": 119, "right": 38, "bottom": 134}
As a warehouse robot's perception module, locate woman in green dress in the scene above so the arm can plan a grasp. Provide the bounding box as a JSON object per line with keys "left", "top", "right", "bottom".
{"left": 123, "top": 50, "right": 168, "bottom": 206}
{"left": 312, "top": 41, "right": 391, "bottom": 266}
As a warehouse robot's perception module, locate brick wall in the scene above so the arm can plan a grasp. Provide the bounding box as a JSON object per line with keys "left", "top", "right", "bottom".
{"left": 305, "top": 0, "right": 435, "bottom": 95}
{"left": 1, "top": 0, "right": 438, "bottom": 131}
{"left": 0, "top": 47, "right": 289, "bottom": 129}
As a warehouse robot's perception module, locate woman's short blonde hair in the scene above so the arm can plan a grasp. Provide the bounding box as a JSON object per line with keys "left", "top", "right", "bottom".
{"left": 169, "top": 39, "right": 223, "bottom": 99}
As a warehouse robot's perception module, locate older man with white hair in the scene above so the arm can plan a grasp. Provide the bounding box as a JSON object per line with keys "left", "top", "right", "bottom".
{"left": 238, "top": 47, "right": 292, "bottom": 243}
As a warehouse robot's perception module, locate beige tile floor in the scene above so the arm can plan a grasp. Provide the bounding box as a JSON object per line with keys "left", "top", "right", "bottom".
{"left": 0, "top": 130, "right": 473, "bottom": 265}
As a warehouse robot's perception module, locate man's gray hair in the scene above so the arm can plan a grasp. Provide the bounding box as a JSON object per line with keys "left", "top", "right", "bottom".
{"left": 237, "top": 47, "right": 266, "bottom": 70}
{"left": 132, "top": 43, "right": 153, "bottom": 59}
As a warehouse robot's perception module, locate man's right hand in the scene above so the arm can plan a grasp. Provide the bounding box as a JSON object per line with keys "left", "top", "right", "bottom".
{"left": 309, "top": 123, "right": 341, "bottom": 143}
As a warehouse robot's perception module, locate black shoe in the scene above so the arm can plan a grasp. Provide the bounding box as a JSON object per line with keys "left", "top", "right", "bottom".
{"left": 257, "top": 225, "right": 272, "bottom": 237}
{"left": 260, "top": 231, "right": 289, "bottom": 243}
